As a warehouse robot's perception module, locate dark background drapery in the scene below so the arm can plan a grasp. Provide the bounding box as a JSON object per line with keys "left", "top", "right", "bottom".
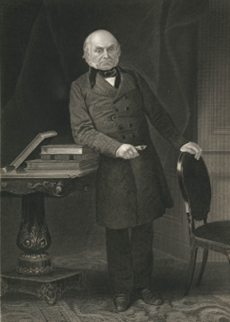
{"left": 1, "top": 0, "right": 208, "bottom": 271}
{"left": 1, "top": 0, "right": 208, "bottom": 167}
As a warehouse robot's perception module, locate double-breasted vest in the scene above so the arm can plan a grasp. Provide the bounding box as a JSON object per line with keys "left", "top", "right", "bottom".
{"left": 69, "top": 66, "right": 187, "bottom": 229}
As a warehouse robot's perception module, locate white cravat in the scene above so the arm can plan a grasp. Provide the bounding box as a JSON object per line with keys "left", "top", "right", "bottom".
{"left": 105, "top": 76, "right": 116, "bottom": 87}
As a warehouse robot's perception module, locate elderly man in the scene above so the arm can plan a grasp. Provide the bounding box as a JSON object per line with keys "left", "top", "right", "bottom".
{"left": 69, "top": 30, "right": 201, "bottom": 312}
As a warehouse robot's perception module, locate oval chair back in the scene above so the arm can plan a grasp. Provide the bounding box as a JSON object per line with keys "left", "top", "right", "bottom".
{"left": 177, "top": 152, "right": 211, "bottom": 222}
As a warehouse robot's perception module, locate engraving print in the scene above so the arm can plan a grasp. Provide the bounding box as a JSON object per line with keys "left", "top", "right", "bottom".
{"left": 1, "top": 0, "right": 230, "bottom": 321}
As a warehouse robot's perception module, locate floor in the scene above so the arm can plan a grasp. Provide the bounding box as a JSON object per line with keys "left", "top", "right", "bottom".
{"left": 1, "top": 250, "right": 230, "bottom": 322}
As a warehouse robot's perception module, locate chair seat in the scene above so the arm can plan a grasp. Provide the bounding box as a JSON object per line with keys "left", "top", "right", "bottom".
{"left": 195, "top": 221, "right": 230, "bottom": 245}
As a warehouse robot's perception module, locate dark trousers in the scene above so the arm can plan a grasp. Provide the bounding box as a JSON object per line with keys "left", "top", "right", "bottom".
{"left": 106, "top": 222, "right": 153, "bottom": 294}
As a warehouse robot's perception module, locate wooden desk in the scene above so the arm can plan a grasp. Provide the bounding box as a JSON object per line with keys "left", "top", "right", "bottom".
{"left": 1, "top": 167, "right": 96, "bottom": 304}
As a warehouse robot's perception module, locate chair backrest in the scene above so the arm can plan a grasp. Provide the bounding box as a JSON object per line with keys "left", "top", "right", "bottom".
{"left": 177, "top": 152, "right": 211, "bottom": 221}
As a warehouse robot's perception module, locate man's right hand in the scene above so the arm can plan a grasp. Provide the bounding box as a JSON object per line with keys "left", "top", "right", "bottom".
{"left": 116, "top": 144, "right": 139, "bottom": 159}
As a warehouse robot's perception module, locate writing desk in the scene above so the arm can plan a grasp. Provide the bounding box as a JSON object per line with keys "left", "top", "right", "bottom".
{"left": 1, "top": 167, "right": 97, "bottom": 305}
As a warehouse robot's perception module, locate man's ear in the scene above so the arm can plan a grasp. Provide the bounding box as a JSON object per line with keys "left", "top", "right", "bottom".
{"left": 83, "top": 51, "right": 90, "bottom": 65}
{"left": 82, "top": 44, "right": 90, "bottom": 62}
{"left": 116, "top": 44, "right": 121, "bottom": 58}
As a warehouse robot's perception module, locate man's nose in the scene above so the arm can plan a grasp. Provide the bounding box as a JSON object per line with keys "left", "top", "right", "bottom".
{"left": 103, "top": 49, "right": 109, "bottom": 58}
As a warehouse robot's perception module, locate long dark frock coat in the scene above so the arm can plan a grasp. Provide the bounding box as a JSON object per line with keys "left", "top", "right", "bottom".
{"left": 69, "top": 66, "right": 188, "bottom": 229}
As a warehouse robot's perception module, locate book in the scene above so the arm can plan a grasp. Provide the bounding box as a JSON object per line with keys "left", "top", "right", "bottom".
{"left": 41, "top": 145, "right": 93, "bottom": 155}
{"left": 40, "top": 153, "right": 99, "bottom": 161}
{"left": 25, "top": 158, "right": 98, "bottom": 171}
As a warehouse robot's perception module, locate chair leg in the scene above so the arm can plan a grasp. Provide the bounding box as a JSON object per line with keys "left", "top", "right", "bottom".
{"left": 197, "top": 249, "right": 209, "bottom": 287}
{"left": 184, "top": 245, "right": 198, "bottom": 296}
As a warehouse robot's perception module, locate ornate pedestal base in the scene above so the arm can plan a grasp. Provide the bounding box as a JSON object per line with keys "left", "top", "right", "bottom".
{"left": 1, "top": 268, "right": 88, "bottom": 305}
{"left": 17, "top": 253, "right": 53, "bottom": 275}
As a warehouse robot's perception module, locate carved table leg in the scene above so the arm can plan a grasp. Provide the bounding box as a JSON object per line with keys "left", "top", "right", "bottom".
{"left": 227, "top": 250, "right": 230, "bottom": 263}
{"left": 38, "top": 283, "right": 61, "bottom": 305}
{"left": 16, "top": 193, "right": 52, "bottom": 275}
{"left": 1, "top": 277, "right": 9, "bottom": 296}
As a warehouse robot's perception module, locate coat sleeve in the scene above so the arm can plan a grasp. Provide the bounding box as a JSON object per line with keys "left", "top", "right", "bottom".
{"left": 69, "top": 81, "right": 122, "bottom": 157}
{"left": 134, "top": 71, "right": 188, "bottom": 150}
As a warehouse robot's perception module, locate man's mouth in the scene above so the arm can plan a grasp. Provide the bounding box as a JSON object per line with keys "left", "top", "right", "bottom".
{"left": 100, "top": 58, "right": 112, "bottom": 63}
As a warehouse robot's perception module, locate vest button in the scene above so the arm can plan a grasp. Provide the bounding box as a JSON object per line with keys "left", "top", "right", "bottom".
{"left": 121, "top": 135, "right": 126, "bottom": 140}
{"left": 130, "top": 134, "right": 136, "bottom": 138}
{"left": 115, "top": 108, "right": 119, "bottom": 113}
{"left": 128, "top": 123, "right": 133, "bottom": 128}
{"left": 118, "top": 125, "right": 123, "bottom": 130}
{"left": 125, "top": 106, "right": 130, "bottom": 111}
{"left": 111, "top": 115, "right": 116, "bottom": 121}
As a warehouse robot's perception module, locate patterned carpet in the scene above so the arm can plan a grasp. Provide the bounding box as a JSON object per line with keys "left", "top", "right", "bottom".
{"left": 1, "top": 251, "right": 230, "bottom": 322}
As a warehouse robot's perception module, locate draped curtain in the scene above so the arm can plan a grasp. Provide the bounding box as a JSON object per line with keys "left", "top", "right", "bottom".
{"left": 1, "top": 0, "right": 208, "bottom": 166}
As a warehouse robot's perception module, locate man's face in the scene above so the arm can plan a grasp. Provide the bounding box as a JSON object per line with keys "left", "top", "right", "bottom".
{"left": 87, "top": 33, "right": 120, "bottom": 70}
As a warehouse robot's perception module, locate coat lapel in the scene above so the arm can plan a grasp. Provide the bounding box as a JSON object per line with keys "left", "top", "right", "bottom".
{"left": 114, "top": 67, "right": 136, "bottom": 101}
{"left": 92, "top": 73, "right": 117, "bottom": 97}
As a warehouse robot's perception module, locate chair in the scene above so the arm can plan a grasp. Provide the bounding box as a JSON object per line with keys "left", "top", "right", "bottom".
{"left": 177, "top": 152, "right": 230, "bottom": 295}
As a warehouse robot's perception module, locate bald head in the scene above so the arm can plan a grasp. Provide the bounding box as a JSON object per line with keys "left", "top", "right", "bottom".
{"left": 85, "top": 30, "right": 118, "bottom": 47}
{"left": 83, "top": 30, "right": 121, "bottom": 70}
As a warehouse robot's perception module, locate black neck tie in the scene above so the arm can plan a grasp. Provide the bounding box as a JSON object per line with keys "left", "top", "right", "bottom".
{"left": 98, "top": 67, "right": 117, "bottom": 78}
{"left": 89, "top": 67, "right": 120, "bottom": 89}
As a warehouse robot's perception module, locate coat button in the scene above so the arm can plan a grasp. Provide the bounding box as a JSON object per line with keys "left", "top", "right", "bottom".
{"left": 123, "top": 95, "right": 128, "bottom": 100}
{"left": 111, "top": 115, "right": 116, "bottom": 121}
{"left": 121, "top": 135, "right": 126, "bottom": 140}
{"left": 118, "top": 125, "right": 123, "bottom": 130}
{"left": 128, "top": 123, "right": 133, "bottom": 128}
{"left": 125, "top": 106, "right": 130, "bottom": 111}
{"left": 130, "top": 134, "right": 136, "bottom": 138}
{"left": 115, "top": 107, "right": 119, "bottom": 112}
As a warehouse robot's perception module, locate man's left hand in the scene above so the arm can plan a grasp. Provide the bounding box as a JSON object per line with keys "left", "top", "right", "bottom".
{"left": 180, "top": 142, "right": 202, "bottom": 160}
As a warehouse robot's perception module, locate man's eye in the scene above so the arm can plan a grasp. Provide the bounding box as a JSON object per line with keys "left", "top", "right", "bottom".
{"left": 108, "top": 47, "right": 115, "bottom": 53}
{"left": 96, "top": 49, "right": 103, "bottom": 54}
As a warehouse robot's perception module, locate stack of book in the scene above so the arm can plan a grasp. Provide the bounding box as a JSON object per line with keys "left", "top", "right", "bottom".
{"left": 25, "top": 145, "right": 99, "bottom": 172}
